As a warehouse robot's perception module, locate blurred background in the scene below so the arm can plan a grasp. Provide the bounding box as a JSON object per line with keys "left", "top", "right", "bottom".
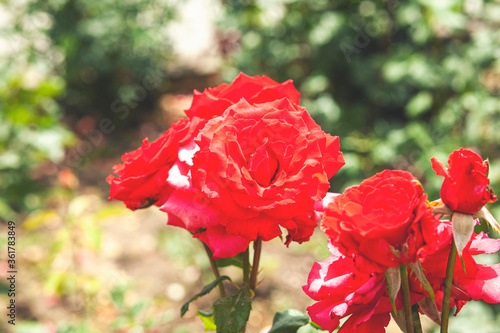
{"left": 1, "top": 0, "right": 500, "bottom": 332}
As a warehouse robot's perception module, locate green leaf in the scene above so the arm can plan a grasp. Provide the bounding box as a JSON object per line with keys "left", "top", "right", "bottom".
{"left": 130, "top": 301, "right": 147, "bottom": 316}
{"left": 181, "top": 276, "right": 231, "bottom": 317}
{"left": 213, "top": 286, "right": 252, "bottom": 333}
{"left": 269, "top": 309, "right": 310, "bottom": 333}
{"left": 215, "top": 253, "right": 245, "bottom": 268}
{"left": 110, "top": 286, "right": 126, "bottom": 309}
{"left": 406, "top": 91, "right": 433, "bottom": 118}
{"left": 197, "top": 310, "right": 217, "bottom": 331}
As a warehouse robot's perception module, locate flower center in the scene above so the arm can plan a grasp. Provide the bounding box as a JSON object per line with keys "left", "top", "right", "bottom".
{"left": 247, "top": 141, "right": 279, "bottom": 187}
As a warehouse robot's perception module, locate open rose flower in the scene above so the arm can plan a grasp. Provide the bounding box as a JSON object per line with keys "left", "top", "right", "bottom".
{"left": 108, "top": 73, "right": 301, "bottom": 212}
{"left": 189, "top": 98, "right": 344, "bottom": 258}
{"left": 431, "top": 148, "right": 497, "bottom": 214}
{"left": 303, "top": 242, "right": 424, "bottom": 333}
{"left": 321, "top": 170, "right": 437, "bottom": 271}
{"left": 108, "top": 73, "right": 343, "bottom": 258}
{"left": 303, "top": 243, "right": 389, "bottom": 333}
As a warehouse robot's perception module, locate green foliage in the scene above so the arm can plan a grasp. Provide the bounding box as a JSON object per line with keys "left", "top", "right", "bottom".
{"left": 34, "top": 0, "right": 175, "bottom": 122}
{"left": 0, "top": 0, "right": 75, "bottom": 216}
{"left": 269, "top": 309, "right": 311, "bottom": 333}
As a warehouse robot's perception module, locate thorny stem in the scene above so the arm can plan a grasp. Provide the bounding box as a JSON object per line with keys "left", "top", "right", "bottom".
{"left": 441, "top": 238, "right": 458, "bottom": 333}
{"left": 249, "top": 238, "right": 262, "bottom": 291}
{"left": 412, "top": 304, "right": 423, "bottom": 333}
{"left": 400, "top": 265, "right": 414, "bottom": 333}
{"left": 202, "top": 242, "right": 226, "bottom": 298}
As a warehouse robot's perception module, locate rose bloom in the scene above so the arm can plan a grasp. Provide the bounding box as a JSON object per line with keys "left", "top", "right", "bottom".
{"left": 107, "top": 73, "right": 301, "bottom": 212}
{"left": 186, "top": 98, "right": 344, "bottom": 258}
{"left": 107, "top": 73, "right": 343, "bottom": 259}
{"left": 321, "top": 170, "right": 437, "bottom": 272}
{"left": 431, "top": 148, "right": 497, "bottom": 214}
{"left": 303, "top": 242, "right": 425, "bottom": 333}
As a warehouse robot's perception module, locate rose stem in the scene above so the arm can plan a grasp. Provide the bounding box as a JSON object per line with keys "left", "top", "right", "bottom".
{"left": 249, "top": 238, "right": 262, "bottom": 291}
{"left": 242, "top": 247, "right": 250, "bottom": 285}
{"left": 241, "top": 247, "right": 251, "bottom": 333}
{"left": 400, "top": 264, "right": 414, "bottom": 333}
{"left": 412, "top": 304, "right": 423, "bottom": 333}
{"left": 202, "top": 242, "right": 226, "bottom": 298}
{"left": 441, "top": 238, "right": 458, "bottom": 333}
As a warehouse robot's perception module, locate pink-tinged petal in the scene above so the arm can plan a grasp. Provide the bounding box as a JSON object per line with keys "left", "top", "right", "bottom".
{"left": 456, "top": 263, "right": 500, "bottom": 303}
{"left": 469, "top": 232, "right": 500, "bottom": 255}
{"left": 160, "top": 190, "right": 219, "bottom": 233}
{"left": 306, "top": 300, "right": 341, "bottom": 333}
{"left": 194, "top": 225, "right": 252, "bottom": 259}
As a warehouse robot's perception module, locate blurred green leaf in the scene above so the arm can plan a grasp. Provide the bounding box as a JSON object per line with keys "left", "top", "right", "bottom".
{"left": 111, "top": 285, "right": 126, "bottom": 309}
{"left": 269, "top": 309, "right": 310, "bottom": 333}
{"left": 406, "top": 92, "right": 433, "bottom": 118}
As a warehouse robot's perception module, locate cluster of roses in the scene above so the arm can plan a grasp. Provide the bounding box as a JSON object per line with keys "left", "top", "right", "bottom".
{"left": 303, "top": 149, "right": 500, "bottom": 332}
{"left": 108, "top": 73, "right": 500, "bottom": 332}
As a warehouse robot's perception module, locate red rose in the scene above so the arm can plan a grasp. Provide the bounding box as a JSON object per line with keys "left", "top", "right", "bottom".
{"left": 303, "top": 242, "right": 418, "bottom": 333}
{"left": 431, "top": 148, "right": 497, "bottom": 214}
{"left": 109, "top": 73, "right": 341, "bottom": 258}
{"left": 321, "top": 170, "right": 436, "bottom": 271}
{"left": 107, "top": 117, "right": 200, "bottom": 210}
{"left": 108, "top": 73, "right": 299, "bottom": 212}
{"left": 190, "top": 98, "right": 344, "bottom": 257}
